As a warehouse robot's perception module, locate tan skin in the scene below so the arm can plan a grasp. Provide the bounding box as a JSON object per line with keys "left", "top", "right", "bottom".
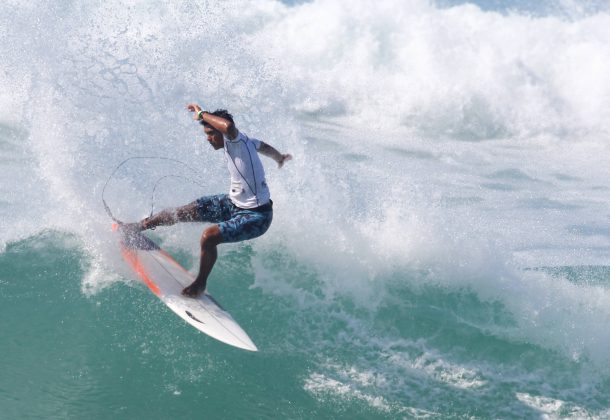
{"left": 130, "top": 104, "right": 291, "bottom": 297}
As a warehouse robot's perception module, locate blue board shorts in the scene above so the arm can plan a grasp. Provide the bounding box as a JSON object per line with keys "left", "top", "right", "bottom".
{"left": 194, "top": 194, "right": 273, "bottom": 244}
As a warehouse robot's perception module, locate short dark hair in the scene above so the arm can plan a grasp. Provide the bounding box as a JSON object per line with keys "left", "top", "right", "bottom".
{"left": 200, "top": 109, "right": 234, "bottom": 127}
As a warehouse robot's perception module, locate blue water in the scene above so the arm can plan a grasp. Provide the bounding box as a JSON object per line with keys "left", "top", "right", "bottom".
{"left": 2, "top": 0, "right": 610, "bottom": 418}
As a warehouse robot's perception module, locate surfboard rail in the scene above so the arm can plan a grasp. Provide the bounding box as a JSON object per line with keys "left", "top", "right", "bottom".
{"left": 114, "top": 223, "right": 258, "bottom": 352}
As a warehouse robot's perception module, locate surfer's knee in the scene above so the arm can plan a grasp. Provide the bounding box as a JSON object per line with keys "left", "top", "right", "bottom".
{"left": 200, "top": 226, "right": 222, "bottom": 250}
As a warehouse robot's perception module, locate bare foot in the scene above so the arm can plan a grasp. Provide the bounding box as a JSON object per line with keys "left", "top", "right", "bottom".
{"left": 182, "top": 281, "right": 206, "bottom": 298}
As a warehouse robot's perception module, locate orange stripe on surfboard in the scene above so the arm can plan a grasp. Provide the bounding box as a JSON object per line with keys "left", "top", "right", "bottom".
{"left": 121, "top": 248, "right": 162, "bottom": 296}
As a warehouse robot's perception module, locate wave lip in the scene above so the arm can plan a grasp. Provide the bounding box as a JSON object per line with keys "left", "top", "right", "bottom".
{"left": 249, "top": 0, "right": 610, "bottom": 140}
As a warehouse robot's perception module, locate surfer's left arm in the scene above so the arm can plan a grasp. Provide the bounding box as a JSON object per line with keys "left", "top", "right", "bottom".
{"left": 258, "top": 142, "right": 292, "bottom": 168}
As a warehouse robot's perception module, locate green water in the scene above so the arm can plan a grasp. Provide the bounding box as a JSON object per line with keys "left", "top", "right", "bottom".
{"left": 2, "top": 231, "right": 609, "bottom": 419}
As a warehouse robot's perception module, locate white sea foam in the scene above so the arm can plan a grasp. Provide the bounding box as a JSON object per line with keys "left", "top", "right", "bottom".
{"left": 304, "top": 363, "right": 439, "bottom": 417}
{"left": 296, "top": 317, "right": 608, "bottom": 417}
{"left": 515, "top": 392, "right": 609, "bottom": 419}
{"left": 304, "top": 372, "right": 397, "bottom": 413}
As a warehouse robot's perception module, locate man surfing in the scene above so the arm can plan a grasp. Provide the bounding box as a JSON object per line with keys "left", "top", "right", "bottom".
{"left": 124, "top": 103, "right": 291, "bottom": 297}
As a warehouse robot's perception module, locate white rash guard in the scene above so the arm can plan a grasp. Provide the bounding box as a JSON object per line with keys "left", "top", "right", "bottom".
{"left": 223, "top": 131, "right": 270, "bottom": 209}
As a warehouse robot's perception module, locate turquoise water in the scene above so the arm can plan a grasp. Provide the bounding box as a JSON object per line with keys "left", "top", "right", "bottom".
{"left": 2, "top": 1, "right": 610, "bottom": 418}
{"left": 3, "top": 233, "right": 610, "bottom": 418}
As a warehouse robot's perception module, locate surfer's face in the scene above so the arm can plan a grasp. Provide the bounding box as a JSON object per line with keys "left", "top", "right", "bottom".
{"left": 203, "top": 127, "right": 224, "bottom": 150}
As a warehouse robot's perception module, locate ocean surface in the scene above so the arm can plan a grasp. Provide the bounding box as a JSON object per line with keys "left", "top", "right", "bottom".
{"left": 2, "top": 0, "right": 610, "bottom": 418}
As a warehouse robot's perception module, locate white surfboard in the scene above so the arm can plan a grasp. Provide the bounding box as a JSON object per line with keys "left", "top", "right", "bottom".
{"left": 113, "top": 224, "right": 258, "bottom": 352}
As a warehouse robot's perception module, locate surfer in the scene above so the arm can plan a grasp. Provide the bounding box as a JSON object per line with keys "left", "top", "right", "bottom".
{"left": 124, "top": 104, "right": 291, "bottom": 297}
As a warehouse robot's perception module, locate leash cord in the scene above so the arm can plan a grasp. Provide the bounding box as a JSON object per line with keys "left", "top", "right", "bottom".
{"left": 102, "top": 156, "right": 204, "bottom": 223}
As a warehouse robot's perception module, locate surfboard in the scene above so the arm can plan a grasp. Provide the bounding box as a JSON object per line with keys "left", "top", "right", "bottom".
{"left": 113, "top": 223, "right": 258, "bottom": 352}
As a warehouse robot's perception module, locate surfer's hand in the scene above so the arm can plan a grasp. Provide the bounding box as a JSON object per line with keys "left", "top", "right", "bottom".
{"left": 278, "top": 154, "right": 292, "bottom": 168}
{"left": 186, "top": 103, "right": 203, "bottom": 119}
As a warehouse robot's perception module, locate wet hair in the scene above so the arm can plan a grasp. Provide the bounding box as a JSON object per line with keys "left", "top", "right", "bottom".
{"left": 200, "top": 109, "right": 234, "bottom": 128}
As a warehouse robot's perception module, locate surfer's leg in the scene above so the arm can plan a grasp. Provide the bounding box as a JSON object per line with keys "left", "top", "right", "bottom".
{"left": 182, "top": 224, "right": 223, "bottom": 297}
{"left": 130, "top": 202, "right": 202, "bottom": 231}
{"left": 152, "top": 203, "right": 198, "bottom": 227}
{"left": 217, "top": 208, "right": 273, "bottom": 243}
{"left": 129, "top": 195, "right": 230, "bottom": 232}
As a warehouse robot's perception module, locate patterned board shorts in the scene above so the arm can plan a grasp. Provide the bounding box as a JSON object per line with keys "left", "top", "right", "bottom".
{"left": 195, "top": 194, "right": 273, "bottom": 243}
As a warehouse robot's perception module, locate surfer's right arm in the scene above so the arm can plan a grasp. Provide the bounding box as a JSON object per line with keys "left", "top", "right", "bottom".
{"left": 186, "top": 103, "right": 238, "bottom": 140}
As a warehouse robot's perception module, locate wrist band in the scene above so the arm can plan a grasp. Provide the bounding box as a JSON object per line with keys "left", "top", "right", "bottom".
{"left": 197, "top": 110, "right": 205, "bottom": 120}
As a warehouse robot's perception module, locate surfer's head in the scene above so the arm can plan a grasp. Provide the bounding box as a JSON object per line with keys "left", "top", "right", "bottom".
{"left": 203, "top": 126, "right": 223, "bottom": 150}
{"left": 199, "top": 109, "right": 235, "bottom": 150}
{"left": 200, "top": 109, "right": 233, "bottom": 150}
